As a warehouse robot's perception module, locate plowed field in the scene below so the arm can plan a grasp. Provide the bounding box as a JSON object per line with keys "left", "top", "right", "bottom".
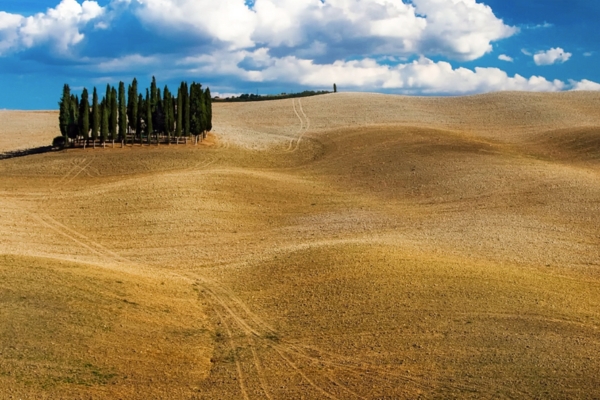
{"left": 1, "top": 92, "right": 600, "bottom": 399}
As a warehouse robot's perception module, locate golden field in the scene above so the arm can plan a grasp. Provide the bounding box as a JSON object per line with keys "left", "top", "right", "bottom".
{"left": 1, "top": 92, "right": 600, "bottom": 399}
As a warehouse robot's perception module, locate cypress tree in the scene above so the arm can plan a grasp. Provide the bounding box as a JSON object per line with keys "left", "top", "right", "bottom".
{"left": 110, "top": 87, "right": 118, "bottom": 146}
{"left": 150, "top": 76, "right": 157, "bottom": 113}
{"left": 333, "top": 83, "right": 337, "bottom": 93}
{"left": 163, "top": 85, "right": 173, "bottom": 144}
{"left": 190, "top": 83, "right": 206, "bottom": 144}
{"left": 91, "top": 88, "right": 99, "bottom": 148}
{"left": 127, "top": 78, "right": 138, "bottom": 143}
{"left": 78, "top": 88, "right": 90, "bottom": 146}
{"left": 204, "top": 87, "right": 212, "bottom": 137}
{"left": 176, "top": 87, "right": 183, "bottom": 143}
{"left": 100, "top": 101, "right": 109, "bottom": 147}
{"left": 59, "top": 84, "right": 71, "bottom": 139}
{"left": 184, "top": 82, "right": 190, "bottom": 138}
{"left": 69, "top": 95, "right": 79, "bottom": 141}
{"left": 118, "top": 81, "right": 127, "bottom": 147}
{"left": 105, "top": 84, "right": 111, "bottom": 122}
{"left": 137, "top": 94, "right": 144, "bottom": 143}
{"left": 155, "top": 87, "right": 164, "bottom": 142}
{"left": 145, "top": 89, "right": 153, "bottom": 144}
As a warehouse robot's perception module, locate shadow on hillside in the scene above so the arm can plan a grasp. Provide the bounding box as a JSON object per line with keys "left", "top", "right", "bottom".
{"left": 0, "top": 146, "right": 56, "bottom": 161}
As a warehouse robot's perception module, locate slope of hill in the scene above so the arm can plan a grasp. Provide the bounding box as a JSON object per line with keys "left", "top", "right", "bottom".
{"left": 1, "top": 92, "right": 599, "bottom": 398}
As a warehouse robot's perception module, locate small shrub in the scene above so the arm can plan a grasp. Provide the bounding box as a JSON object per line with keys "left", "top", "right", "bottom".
{"left": 52, "top": 136, "right": 67, "bottom": 149}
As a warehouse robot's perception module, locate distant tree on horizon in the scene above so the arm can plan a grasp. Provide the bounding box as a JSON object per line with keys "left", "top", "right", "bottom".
{"left": 334, "top": 83, "right": 337, "bottom": 93}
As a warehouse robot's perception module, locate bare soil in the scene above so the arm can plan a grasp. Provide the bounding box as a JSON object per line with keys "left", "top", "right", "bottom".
{"left": 1, "top": 92, "right": 600, "bottom": 399}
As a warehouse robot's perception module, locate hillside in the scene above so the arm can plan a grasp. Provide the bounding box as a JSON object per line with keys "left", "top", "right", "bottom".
{"left": 1, "top": 92, "right": 600, "bottom": 398}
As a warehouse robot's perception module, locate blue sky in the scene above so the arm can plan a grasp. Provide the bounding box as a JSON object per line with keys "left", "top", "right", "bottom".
{"left": 0, "top": 0, "right": 598, "bottom": 109}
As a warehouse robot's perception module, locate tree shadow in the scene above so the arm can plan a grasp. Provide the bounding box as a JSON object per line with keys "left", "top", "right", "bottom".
{"left": 0, "top": 146, "right": 56, "bottom": 161}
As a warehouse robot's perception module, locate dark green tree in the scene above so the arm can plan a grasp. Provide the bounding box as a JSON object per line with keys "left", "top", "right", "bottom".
{"left": 150, "top": 76, "right": 157, "bottom": 114}
{"left": 184, "top": 82, "right": 190, "bottom": 138}
{"left": 78, "top": 88, "right": 90, "bottom": 146}
{"left": 118, "top": 81, "right": 127, "bottom": 146}
{"left": 204, "top": 87, "right": 212, "bottom": 137}
{"left": 68, "top": 95, "right": 79, "bottom": 141}
{"left": 127, "top": 78, "right": 138, "bottom": 143}
{"left": 136, "top": 94, "right": 144, "bottom": 143}
{"left": 91, "top": 87, "right": 99, "bottom": 148}
{"left": 333, "top": 83, "right": 337, "bottom": 93}
{"left": 59, "top": 84, "right": 71, "bottom": 139}
{"left": 190, "top": 82, "right": 206, "bottom": 144}
{"left": 154, "top": 87, "right": 164, "bottom": 143}
{"left": 145, "top": 89, "right": 153, "bottom": 144}
{"left": 176, "top": 87, "right": 183, "bottom": 143}
{"left": 100, "top": 101, "right": 109, "bottom": 146}
{"left": 110, "top": 87, "right": 118, "bottom": 146}
{"left": 163, "top": 85, "right": 173, "bottom": 144}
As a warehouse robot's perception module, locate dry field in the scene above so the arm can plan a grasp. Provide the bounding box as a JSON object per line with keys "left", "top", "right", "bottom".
{"left": 1, "top": 92, "right": 600, "bottom": 399}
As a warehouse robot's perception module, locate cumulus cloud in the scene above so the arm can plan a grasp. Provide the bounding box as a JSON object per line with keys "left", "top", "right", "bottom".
{"left": 0, "top": 12, "right": 23, "bottom": 54}
{"left": 171, "top": 49, "right": 572, "bottom": 95}
{"left": 533, "top": 47, "right": 571, "bottom": 66}
{"left": 0, "top": 0, "right": 104, "bottom": 54}
{"left": 569, "top": 79, "right": 600, "bottom": 91}
{"left": 124, "top": 0, "right": 516, "bottom": 62}
{"left": 412, "top": 0, "right": 517, "bottom": 61}
{"left": 0, "top": 0, "right": 596, "bottom": 100}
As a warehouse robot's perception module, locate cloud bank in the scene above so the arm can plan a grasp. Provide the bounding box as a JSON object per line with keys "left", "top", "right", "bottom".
{"left": 0, "top": 0, "right": 598, "bottom": 96}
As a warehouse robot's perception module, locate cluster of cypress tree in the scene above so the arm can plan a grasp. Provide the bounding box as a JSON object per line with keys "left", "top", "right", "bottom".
{"left": 58, "top": 77, "right": 212, "bottom": 148}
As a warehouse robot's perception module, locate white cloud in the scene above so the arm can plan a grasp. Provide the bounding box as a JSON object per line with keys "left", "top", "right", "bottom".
{"left": 524, "top": 22, "right": 553, "bottom": 30}
{"left": 128, "top": 0, "right": 516, "bottom": 62}
{"left": 0, "top": 0, "right": 104, "bottom": 54}
{"left": 569, "top": 79, "right": 600, "bottom": 91}
{"left": 0, "top": 12, "right": 23, "bottom": 54}
{"left": 583, "top": 52, "right": 593, "bottom": 57}
{"left": 176, "top": 49, "right": 571, "bottom": 95}
{"left": 412, "top": 0, "right": 518, "bottom": 61}
{"left": 498, "top": 54, "right": 513, "bottom": 62}
{"left": 521, "top": 49, "right": 532, "bottom": 56}
{"left": 94, "top": 54, "right": 158, "bottom": 72}
{"left": 131, "top": 0, "right": 256, "bottom": 50}
{"left": 533, "top": 47, "right": 571, "bottom": 66}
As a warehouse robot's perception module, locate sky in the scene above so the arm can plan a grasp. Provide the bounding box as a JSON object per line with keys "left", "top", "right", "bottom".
{"left": 0, "top": 0, "right": 598, "bottom": 109}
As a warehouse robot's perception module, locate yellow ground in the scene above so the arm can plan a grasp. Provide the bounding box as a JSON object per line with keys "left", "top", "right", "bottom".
{"left": 1, "top": 92, "right": 599, "bottom": 398}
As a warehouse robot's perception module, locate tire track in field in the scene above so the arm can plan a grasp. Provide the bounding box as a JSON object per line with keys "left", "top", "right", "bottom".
{"left": 192, "top": 272, "right": 486, "bottom": 398}
{"left": 58, "top": 157, "right": 87, "bottom": 184}
{"left": 24, "top": 210, "right": 133, "bottom": 267}
{"left": 195, "top": 276, "right": 360, "bottom": 399}
{"left": 290, "top": 98, "right": 310, "bottom": 152}
{"left": 58, "top": 157, "right": 96, "bottom": 186}
{"left": 287, "top": 99, "right": 309, "bottom": 152}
